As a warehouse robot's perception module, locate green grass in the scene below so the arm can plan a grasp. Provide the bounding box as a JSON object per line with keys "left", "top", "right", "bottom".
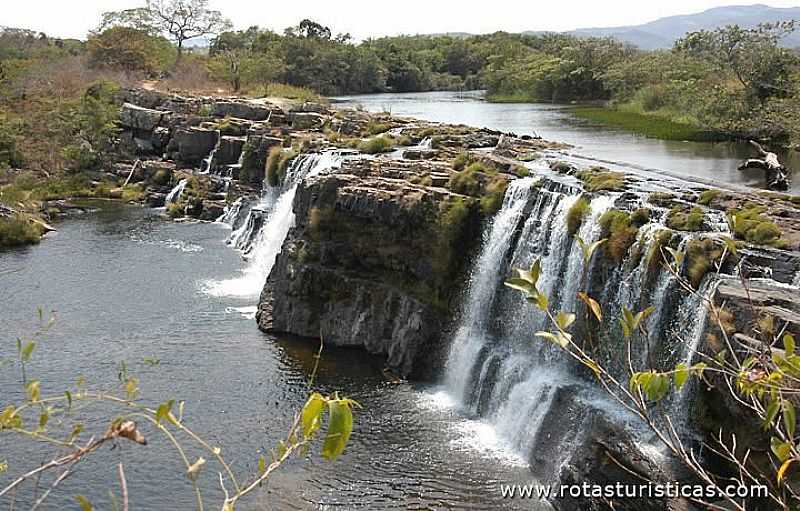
{"left": 358, "top": 136, "right": 395, "bottom": 154}
{"left": 728, "top": 205, "right": 785, "bottom": 247}
{"left": 598, "top": 209, "right": 638, "bottom": 262}
{"left": 566, "top": 196, "right": 590, "bottom": 236}
{"left": 575, "top": 168, "right": 626, "bottom": 192}
{"left": 666, "top": 206, "right": 705, "bottom": 232}
{"left": 570, "top": 106, "right": 729, "bottom": 142}
{"left": 0, "top": 214, "right": 43, "bottom": 248}
{"left": 480, "top": 177, "right": 508, "bottom": 215}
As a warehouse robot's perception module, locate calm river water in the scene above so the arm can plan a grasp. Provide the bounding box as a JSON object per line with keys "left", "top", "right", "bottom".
{"left": 335, "top": 90, "right": 800, "bottom": 195}
{"left": 0, "top": 202, "right": 539, "bottom": 510}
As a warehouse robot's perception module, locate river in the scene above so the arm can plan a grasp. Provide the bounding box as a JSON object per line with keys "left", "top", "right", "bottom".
{"left": 334, "top": 90, "right": 800, "bottom": 195}
{"left": 0, "top": 201, "right": 538, "bottom": 510}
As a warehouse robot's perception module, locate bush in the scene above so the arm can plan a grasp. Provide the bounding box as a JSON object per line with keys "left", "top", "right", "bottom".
{"left": 0, "top": 214, "right": 42, "bottom": 248}
{"left": 566, "top": 196, "right": 590, "bottom": 236}
{"left": 365, "top": 121, "right": 391, "bottom": 136}
{"left": 0, "top": 114, "right": 23, "bottom": 169}
{"left": 122, "top": 184, "right": 145, "bottom": 202}
{"left": 358, "top": 136, "right": 394, "bottom": 154}
{"left": 630, "top": 208, "right": 651, "bottom": 227}
{"left": 152, "top": 168, "right": 173, "bottom": 186}
{"left": 449, "top": 168, "right": 481, "bottom": 196}
{"left": 452, "top": 152, "right": 471, "bottom": 171}
{"left": 265, "top": 146, "right": 284, "bottom": 187}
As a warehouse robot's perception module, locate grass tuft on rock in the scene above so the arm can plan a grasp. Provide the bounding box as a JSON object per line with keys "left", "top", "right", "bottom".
{"left": 686, "top": 238, "right": 725, "bottom": 289}
{"left": 598, "top": 209, "right": 638, "bottom": 262}
{"left": 358, "top": 135, "right": 395, "bottom": 154}
{"left": 575, "top": 168, "right": 626, "bottom": 192}
{"left": 698, "top": 189, "right": 721, "bottom": 206}
{"left": 0, "top": 214, "right": 43, "bottom": 248}
{"left": 728, "top": 205, "right": 785, "bottom": 247}
{"left": 566, "top": 196, "right": 590, "bottom": 236}
{"left": 480, "top": 176, "right": 508, "bottom": 215}
{"left": 666, "top": 205, "right": 705, "bottom": 232}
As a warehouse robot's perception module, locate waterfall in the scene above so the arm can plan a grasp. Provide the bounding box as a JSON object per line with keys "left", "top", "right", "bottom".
{"left": 418, "top": 137, "right": 433, "bottom": 149}
{"left": 202, "top": 151, "right": 346, "bottom": 298}
{"left": 165, "top": 178, "right": 188, "bottom": 204}
{"left": 201, "top": 131, "right": 222, "bottom": 173}
{"left": 216, "top": 197, "right": 245, "bottom": 226}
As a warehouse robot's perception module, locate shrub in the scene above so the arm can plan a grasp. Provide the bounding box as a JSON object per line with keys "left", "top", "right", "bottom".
{"left": 0, "top": 114, "right": 23, "bottom": 169}
{"left": 566, "top": 196, "right": 590, "bottom": 236}
{"left": 166, "top": 202, "right": 184, "bottom": 218}
{"left": 599, "top": 209, "right": 638, "bottom": 262}
{"left": 452, "top": 152, "right": 471, "bottom": 171}
{"left": 449, "top": 168, "right": 481, "bottom": 196}
{"left": 0, "top": 214, "right": 42, "bottom": 248}
{"left": 365, "top": 121, "right": 391, "bottom": 136}
{"left": 358, "top": 136, "right": 394, "bottom": 154}
{"left": 666, "top": 206, "right": 705, "bottom": 231}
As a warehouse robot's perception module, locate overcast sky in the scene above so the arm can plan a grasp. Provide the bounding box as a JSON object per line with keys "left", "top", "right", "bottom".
{"left": 4, "top": 0, "right": 800, "bottom": 40}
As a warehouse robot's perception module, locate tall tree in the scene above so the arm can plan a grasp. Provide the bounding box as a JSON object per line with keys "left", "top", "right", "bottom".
{"left": 101, "top": 0, "right": 231, "bottom": 65}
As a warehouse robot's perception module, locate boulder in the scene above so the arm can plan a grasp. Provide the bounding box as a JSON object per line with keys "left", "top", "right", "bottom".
{"left": 212, "top": 100, "right": 273, "bottom": 121}
{"left": 290, "top": 112, "right": 325, "bottom": 131}
{"left": 119, "top": 103, "right": 171, "bottom": 132}
{"left": 213, "top": 136, "right": 246, "bottom": 168}
{"left": 168, "top": 128, "right": 219, "bottom": 165}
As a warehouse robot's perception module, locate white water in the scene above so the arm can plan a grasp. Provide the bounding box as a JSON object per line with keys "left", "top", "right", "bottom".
{"left": 202, "top": 151, "right": 345, "bottom": 298}
{"left": 201, "top": 131, "right": 222, "bottom": 173}
{"left": 165, "top": 178, "right": 188, "bottom": 204}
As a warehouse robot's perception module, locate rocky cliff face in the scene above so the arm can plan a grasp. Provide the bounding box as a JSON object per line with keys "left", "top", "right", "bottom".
{"left": 257, "top": 158, "right": 486, "bottom": 378}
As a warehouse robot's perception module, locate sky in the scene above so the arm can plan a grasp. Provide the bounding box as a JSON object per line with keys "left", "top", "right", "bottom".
{"left": 4, "top": 0, "right": 800, "bottom": 40}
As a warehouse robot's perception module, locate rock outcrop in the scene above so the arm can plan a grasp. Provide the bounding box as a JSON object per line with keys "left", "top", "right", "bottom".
{"left": 257, "top": 158, "right": 486, "bottom": 377}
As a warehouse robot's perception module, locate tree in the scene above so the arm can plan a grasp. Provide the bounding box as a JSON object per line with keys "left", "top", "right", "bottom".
{"left": 675, "top": 22, "right": 798, "bottom": 103}
{"left": 87, "top": 27, "right": 174, "bottom": 75}
{"left": 101, "top": 0, "right": 232, "bottom": 66}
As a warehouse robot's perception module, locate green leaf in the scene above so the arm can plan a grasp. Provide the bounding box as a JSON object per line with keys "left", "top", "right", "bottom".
{"left": 258, "top": 455, "right": 266, "bottom": 474}
{"left": 555, "top": 312, "right": 576, "bottom": 331}
{"left": 38, "top": 409, "right": 50, "bottom": 431}
{"left": 771, "top": 437, "right": 792, "bottom": 462}
{"left": 674, "top": 363, "right": 689, "bottom": 390}
{"left": 577, "top": 237, "right": 607, "bottom": 263}
{"left": 321, "top": 399, "right": 354, "bottom": 461}
{"left": 65, "top": 390, "right": 73, "bottom": 411}
{"left": 765, "top": 397, "right": 781, "bottom": 429}
{"left": 155, "top": 400, "right": 174, "bottom": 425}
{"left": 535, "top": 292, "right": 549, "bottom": 311}
{"left": 26, "top": 380, "right": 40, "bottom": 402}
{"left": 785, "top": 334, "right": 796, "bottom": 357}
{"left": 301, "top": 392, "right": 326, "bottom": 438}
{"left": 535, "top": 330, "right": 570, "bottom": 348}
{"left": 21, "top": 341, "right": 36, "bottom": 362}
{"left": 67, "top": 423, "right": 83, "bottom": 443}
{"left": 784, "top": 400, "right": 797, "bottom": 439}
{"left": 665, "top": 246, "right": 685, "bottom": 269}
{"left": 75, "top": 496, "right": 93, "bottom": 511}
{"left": 504, "top": 278, "right": 534, "bottom": 294}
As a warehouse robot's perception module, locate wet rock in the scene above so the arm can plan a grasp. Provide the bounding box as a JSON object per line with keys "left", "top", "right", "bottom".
{"left": 211, "top": 136, "right": 246, "bottom": 169}
{"left": 239, "top": 135, "right": 283, "bottom": 186}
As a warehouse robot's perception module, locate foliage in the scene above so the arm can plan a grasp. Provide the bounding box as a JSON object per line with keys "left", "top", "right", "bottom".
{"left": 449, "top": 167, "right": 481, "bottom": 196}
{"left": 685, "top": 238, "right": 725, "bottom": 289}
{"left": 60, "top": 81, "right": 121, "bottom": 173}
{"left": 479, "top": 176, "right": 508, "bottom": 215}
{"left": 87, "top": 27, "right": 175, "bottom": 75}
{"left": 0, "top": 113, "right": 23, "bottom": 169}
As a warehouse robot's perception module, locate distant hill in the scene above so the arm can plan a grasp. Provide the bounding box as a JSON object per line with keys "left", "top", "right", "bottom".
{"left": 558, "top": 4, "right": 800, "bottom": 49}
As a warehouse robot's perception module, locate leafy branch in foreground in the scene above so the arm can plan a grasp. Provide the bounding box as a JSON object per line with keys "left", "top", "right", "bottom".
{"left": 1, "top": 314, "right": 357, "bottom": 511}
{"left": 506, "top": 232, "right": 799, "bottom": 510}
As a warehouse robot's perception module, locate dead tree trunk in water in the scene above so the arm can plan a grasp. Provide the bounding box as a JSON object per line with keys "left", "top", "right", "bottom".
{"left": 738, "top": 140, "right": 790, "bottom": 191}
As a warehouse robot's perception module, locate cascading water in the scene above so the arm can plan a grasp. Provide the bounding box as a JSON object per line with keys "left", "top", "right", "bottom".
{"left": 165, "top": 178, "right": 188, "bottom": 204}
{"left": 203, "top": 151, "right": 345, "bottom": 298}
{"left": 201, "top": 131, "right": 222, "bottom": 173}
